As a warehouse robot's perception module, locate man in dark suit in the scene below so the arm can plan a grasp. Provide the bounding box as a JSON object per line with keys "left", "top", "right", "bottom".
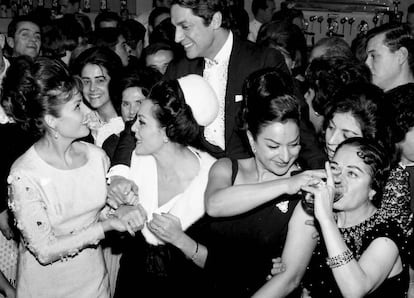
{"left": 109, "top": 0, "right": 325, "bottom": 187}
{"left": 113, "top": 0, "right": 324, "bottom": 165}
{"left": 166, "top": 1, "right": 288, "bottom": 158}
{"left": 168, "top": 0, "right": 326, "bottom": 167}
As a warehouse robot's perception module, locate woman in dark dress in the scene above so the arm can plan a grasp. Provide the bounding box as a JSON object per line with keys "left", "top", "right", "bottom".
{"left": 302, "top": 138, "right": 409, "bottom": 297}
{"left": 204, "top": 69, "right": 324, "bottom": 297}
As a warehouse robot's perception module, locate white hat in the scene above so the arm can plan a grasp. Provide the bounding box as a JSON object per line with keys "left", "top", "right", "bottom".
{"left": 177, "top": 74, "right": 219, "bottom": 126}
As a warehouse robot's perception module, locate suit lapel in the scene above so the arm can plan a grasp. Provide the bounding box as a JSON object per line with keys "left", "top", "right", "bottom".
{"left": 225, "top": 37, "right": 242, "bottom": 147}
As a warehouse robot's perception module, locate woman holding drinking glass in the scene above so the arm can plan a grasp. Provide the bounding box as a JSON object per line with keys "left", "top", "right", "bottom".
{"left": 301, "top": 138, "right": 409, "bottom": 297}
{"left": 256, "top": 83, "right": 409, "bottom": 297}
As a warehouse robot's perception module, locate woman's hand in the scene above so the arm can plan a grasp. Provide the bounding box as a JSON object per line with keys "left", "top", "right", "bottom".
{"left": 287, "top": 170, "right": 326, "bottom": 195}
{"left": 107, "top": 176, "right": 139, "bottom": 209}
{"left": 301, "top": 288, "right": 312, "bottom": 298}
{"left": 266, "top": 257, "right": 286, "bottom": 280}
{"left": 114, "top": 204, "right": 147, "bottom": 235}
{"left": 102, "top": 204, "right": 147, "bottom": 236}
{"left": 301, "top": 162, "right": 336, "bottom": 223}
{"left": 147, "top": 213, "right": 184, "bottom": 246}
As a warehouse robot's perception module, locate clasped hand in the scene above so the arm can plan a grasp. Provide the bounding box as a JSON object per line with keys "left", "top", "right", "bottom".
{"left": 287, "top": 169, "right": 326, "bottom": 195}
{"left": 108, "top": 204, "right": 147, "bottom": 236}
{"left": 147, "top": 213, "right": 184, "bottom": 246}
{"left": 107, "top": 176, "right": 139, "bottom": 209}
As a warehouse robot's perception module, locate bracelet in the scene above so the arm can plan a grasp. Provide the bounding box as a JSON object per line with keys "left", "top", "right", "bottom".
{"left": 326, "top": 249, "right": 354, "bottom": 269}
{"left": 190, "top": 241, "right": 199, "bottom": 261}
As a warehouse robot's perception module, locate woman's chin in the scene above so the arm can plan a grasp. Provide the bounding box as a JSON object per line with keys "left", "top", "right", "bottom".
{"left": 134, "top": 146, "right": 148, "bottom": 156}
{"left": 76, "top": 127, "right": 90, "bottom": 139}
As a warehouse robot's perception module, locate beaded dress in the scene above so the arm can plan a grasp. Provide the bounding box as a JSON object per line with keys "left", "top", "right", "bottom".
{"left": 8, "top": 143, "right": 110, "bottom": 298}
{"left": 303, "top": 211, "right": 409, "bottom": 297}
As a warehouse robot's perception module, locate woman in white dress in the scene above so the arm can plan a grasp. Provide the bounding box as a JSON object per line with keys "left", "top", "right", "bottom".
{"left": 7, "top": 57, "right": 146, "bottom": 298}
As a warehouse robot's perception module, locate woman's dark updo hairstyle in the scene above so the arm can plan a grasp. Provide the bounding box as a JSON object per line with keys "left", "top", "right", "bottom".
{"left": 323, "top": 82, "right": 395, "bottom": 163}
{"left": 70, "top": 46, "right": 123, "bottom": 114}
{"left": 336, "top": 137, "right": 390, "bottom": 207}
{"left": 2, "top": 56, "right": 81, "bottom": 137}
{"left": 240, "top": 68, "right": 300, "bottom": 139}
{"left": 147, "top": 80, "right": 200, "bottom": 146}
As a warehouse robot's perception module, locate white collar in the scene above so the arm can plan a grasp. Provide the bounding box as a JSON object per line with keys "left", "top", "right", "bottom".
{"left": 205, "top": 31, "right": 233, "bottom": 65}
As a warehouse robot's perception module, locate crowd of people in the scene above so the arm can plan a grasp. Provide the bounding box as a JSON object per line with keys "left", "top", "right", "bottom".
{"left": 0, "top": 0, "right": 414, "bottom": 297}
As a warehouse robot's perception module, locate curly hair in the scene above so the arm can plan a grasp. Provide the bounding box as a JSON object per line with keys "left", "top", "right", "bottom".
{"left": 336, "top": 137, "right": 391, "bottom": 207}
{"left": 148, "top": 80, "right": 200, "bottom": 146}
{"left": 305, "top": 57, "right": 371, "bottom": 116}
{"left": 323, "top": 82, "right": 394, "bottom": 160}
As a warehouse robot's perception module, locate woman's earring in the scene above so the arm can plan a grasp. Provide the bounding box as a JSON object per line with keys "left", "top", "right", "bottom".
{"left": 163, "top": 137, "right": 169, "bottom": 143}
{"left": 54, "top": 131, "right": 59, "bottom": 139}
{"left": 251, "top": 146, "right": 256, "bottom": 153}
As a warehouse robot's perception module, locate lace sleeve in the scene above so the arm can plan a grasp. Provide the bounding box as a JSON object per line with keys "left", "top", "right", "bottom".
{"left": 381, "top": 166, "right": 413, "bottom": 236}
{"left": 7, "top": 172, "right": 105, "bottom": 265}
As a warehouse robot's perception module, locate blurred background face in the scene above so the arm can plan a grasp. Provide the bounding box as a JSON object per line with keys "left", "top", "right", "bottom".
{"left": 156, "top": 0, "right": 172, "bottom": 8}
{"left": 121, "top": 87, "right": 145, "bottom": 122}
{"left": 407, "top": 13, "right": 414, "bottom": 35}
{"left": 325, "top": 112, "right": 362, "bottom": 160}
{"left": 10, "top": 21, "right": 41, "bottom": 58}
{"left": 365, "top": 33, "right": 400, "bottom": 91}
{"left": 145, "top": 49, "right": 174, "bottom": 74}
{"left": 59, "top": 0, "right": 78, "bottom": 14}
{"left": 398, "top": 127, "right": 414, "bottom": 165}
{"left": 99, "top": 20, "right": 118, "bottom": 29}
{"left": 304, "top": 89, "right": 324, "bottom": 133}
{"left": 81, "top": 64, "right": 111, "bottom": 111}
{"left": 261, "top": 0, "right": 275, "bottom": 23}
{"left": 115, "top": 35, "right": 129, "bottom": 66}
{"left": 250, "top": 119, "right": 301, "bottom": 177}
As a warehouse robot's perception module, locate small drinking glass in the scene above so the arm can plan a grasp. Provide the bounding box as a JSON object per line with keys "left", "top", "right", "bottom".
{"left": 301, "top": 163, "right": 345, "bottom": 216}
